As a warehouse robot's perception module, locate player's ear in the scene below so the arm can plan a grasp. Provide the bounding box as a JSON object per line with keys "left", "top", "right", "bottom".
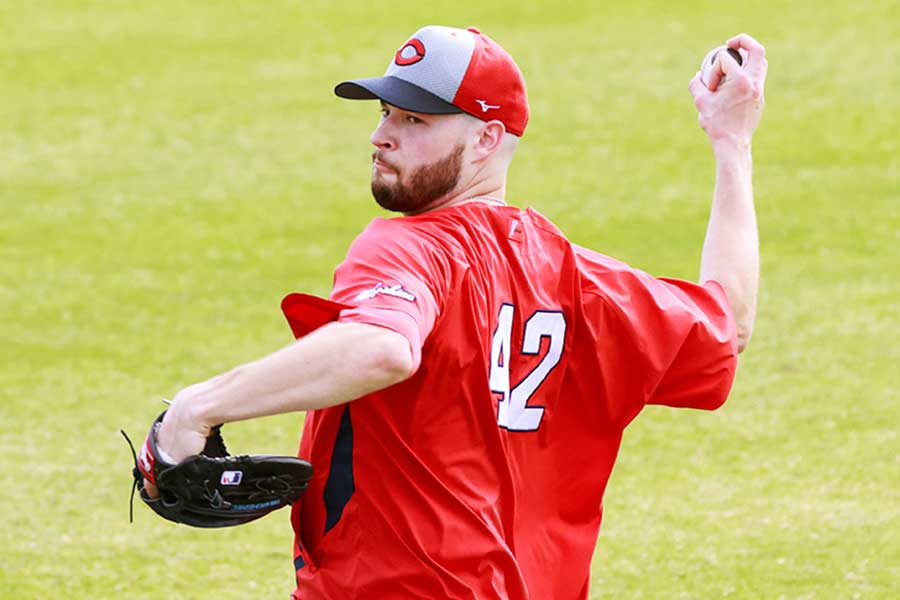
{"left": 471, "top": 120, "right": 506, "bottom": 161}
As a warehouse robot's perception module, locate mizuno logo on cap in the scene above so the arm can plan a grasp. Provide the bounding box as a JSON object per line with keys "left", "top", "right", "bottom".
{"left": 476, "top": 99, "right": 500, "bottom": 112}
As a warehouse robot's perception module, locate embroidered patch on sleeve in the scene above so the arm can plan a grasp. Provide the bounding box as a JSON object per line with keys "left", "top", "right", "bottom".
{"left": 355, "top": 282, "right": 417, "bottom": 303}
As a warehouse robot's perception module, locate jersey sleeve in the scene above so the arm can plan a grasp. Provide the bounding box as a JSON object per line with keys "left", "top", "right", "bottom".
{"left": 576, "top": 247, "right": 738, "bottom": 428}
{"left": 643, "top": 277, "right": 738, "bottom": 409}
{"left": 328, "top": 218, "right": 452, "bottom": 371}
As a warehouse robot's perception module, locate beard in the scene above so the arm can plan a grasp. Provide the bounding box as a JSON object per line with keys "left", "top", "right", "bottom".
{"left": 371, "top": 143, "right": 464, "bottom": 214}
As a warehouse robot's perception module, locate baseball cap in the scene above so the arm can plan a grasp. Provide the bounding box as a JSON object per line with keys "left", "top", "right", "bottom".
{"left": 335, "top": 26, "right": 529, "bottom": 136}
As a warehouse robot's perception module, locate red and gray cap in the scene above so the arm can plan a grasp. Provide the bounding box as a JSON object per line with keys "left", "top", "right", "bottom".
{"left": 335, "top": 26, "right": 529, "bottom": 136}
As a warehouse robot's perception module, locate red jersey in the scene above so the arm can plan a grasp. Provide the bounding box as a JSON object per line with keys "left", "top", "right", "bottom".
{"left": 283, "top": 203, "right": 737, "bottom": 599}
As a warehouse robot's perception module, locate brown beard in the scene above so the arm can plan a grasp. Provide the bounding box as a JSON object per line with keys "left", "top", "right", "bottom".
{"left": 371, "top": 143, "right": 464, "bottom": 214}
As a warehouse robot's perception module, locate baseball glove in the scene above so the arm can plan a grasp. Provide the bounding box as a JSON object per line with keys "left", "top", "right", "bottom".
{"left": 122, "top": 410, "right": 313, "bottom": 528}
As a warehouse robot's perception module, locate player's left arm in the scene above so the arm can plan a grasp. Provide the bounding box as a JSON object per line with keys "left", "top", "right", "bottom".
{"left": 690, "top": 33, "right": 768, "bottom": 353}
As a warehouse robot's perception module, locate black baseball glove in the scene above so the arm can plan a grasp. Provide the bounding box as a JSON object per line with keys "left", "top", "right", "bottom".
{"left": 122, "top": 410, "right": 313, "bottom": 528}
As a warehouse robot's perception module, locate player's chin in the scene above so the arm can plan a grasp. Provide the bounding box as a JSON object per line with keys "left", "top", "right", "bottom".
{"left": 371, "top": 168, "right": 398, "bottom": 185}
{"left": 370, "top": 173, "right": 400, "bottom": 197}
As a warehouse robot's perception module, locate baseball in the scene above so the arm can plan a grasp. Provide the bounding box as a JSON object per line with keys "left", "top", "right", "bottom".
{"left": 700, "top": 45, "right": 747, "bottom": 88}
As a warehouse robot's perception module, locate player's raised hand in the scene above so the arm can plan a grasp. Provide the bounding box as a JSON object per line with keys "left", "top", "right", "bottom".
{"left": 689, "top": 33, "right": 767, "bottom": 147}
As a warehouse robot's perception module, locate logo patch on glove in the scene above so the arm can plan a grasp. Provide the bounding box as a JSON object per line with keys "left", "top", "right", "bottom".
{"left": 221, "top": 470, "right": 243, "bottom": 486}
{"left": 123, "top": 409, "right": 313, "bottom": 528}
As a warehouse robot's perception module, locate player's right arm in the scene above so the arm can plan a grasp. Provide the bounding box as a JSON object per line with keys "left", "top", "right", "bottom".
{"left": 140, "top": 321, "right": 413, "bottom": 499}
{"left": 689, "top": 33, "right": 768, "bottom": 352}
{"left": 152, "top": 219, "right": 445, "bottom": 473}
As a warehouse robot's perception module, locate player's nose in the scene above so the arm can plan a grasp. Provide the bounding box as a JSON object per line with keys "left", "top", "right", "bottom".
{"left": 370, "top": 120, "right": 396, "bottom": 151}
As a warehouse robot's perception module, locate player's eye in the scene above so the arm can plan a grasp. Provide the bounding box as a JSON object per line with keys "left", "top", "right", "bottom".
{"left": 406, "top": 115, "right": 423, "bottom": 124}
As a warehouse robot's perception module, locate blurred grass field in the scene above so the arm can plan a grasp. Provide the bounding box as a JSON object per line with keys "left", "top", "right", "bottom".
{"left": 2, "top": 1, "right": 898, "bottom": 598}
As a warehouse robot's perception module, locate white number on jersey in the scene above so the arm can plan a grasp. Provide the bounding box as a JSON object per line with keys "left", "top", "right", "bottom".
{"left": 489, "top": 304, "right": 566, "bottom": 431}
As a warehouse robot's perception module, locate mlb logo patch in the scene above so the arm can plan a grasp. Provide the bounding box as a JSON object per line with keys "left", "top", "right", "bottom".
{"left": 221, "top": 470, "right": 243, "bottom": 486}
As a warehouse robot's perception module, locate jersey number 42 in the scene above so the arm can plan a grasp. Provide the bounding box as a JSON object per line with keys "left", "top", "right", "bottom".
{"left": 489, "top": 304, "right": 567, "bottom": 432}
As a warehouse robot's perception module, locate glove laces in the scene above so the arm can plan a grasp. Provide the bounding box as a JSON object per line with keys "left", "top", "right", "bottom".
{"left": 120, "top": 429, "right": 140, "bottom": 523}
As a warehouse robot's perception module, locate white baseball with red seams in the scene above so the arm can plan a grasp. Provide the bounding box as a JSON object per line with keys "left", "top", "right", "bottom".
{"left": 700, "top": 45, "right": 749, "bottom": 88}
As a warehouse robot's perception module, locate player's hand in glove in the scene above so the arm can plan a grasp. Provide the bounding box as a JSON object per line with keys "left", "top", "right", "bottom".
{"left": 122, "top": 409, "right": 313, "bottom": 528}
{"left": 141, "top": 383, "right": 218, "bottom": 499}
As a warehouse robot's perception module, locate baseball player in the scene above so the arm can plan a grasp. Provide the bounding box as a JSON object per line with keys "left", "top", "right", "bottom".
{"left": 147, "top": 25, "right": 766, "bottom": 599}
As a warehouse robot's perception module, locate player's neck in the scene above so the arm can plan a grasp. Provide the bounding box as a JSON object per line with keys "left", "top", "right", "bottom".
{"left": 408, "top": 182, "right": 508, "bottom": 216}
{"left": 453, "top": 187, "right": 507, "bottom": 208}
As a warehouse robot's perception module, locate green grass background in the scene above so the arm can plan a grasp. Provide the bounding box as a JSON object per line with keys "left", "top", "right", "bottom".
{"left": 2, "top": 1, "right": 897, "bottom": 598}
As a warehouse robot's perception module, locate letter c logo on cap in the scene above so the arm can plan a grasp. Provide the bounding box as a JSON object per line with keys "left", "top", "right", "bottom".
{"left": 395, "top": 38, "right": 426, "bottom": 66}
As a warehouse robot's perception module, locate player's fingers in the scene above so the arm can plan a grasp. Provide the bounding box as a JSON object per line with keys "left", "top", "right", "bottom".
{"left": 727, "top": 33, "right": 765, "bottom": 56}
{"left": 720, "top": 57, "right": 756, "bottom": 101}
{"left": 710, "top": 50, "right": 739, "bottom": 91}
{"left": 725, "top": 46, "right": 765, "bottom": 100}
{"left": 751, "top": 54, "right": 768, "bottom": 97}
{"left": 688, "top": 71, "right": 707, "bottom": 104}
{"left": 143, "top": 479, "right": 159, "bottom": 499}
{"left": 719, "top": 50, "right": 745, "bottom": 79}
{"left": 701, "top": 48, "right": 738, "bottom": 92}
{"left": 727, "top": 33, "right": 767, "bottom": 85}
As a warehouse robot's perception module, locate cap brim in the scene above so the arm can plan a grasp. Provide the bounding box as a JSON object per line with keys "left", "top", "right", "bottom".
{"left": 334, "top": 76, "right": 462, "bottom": 115}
